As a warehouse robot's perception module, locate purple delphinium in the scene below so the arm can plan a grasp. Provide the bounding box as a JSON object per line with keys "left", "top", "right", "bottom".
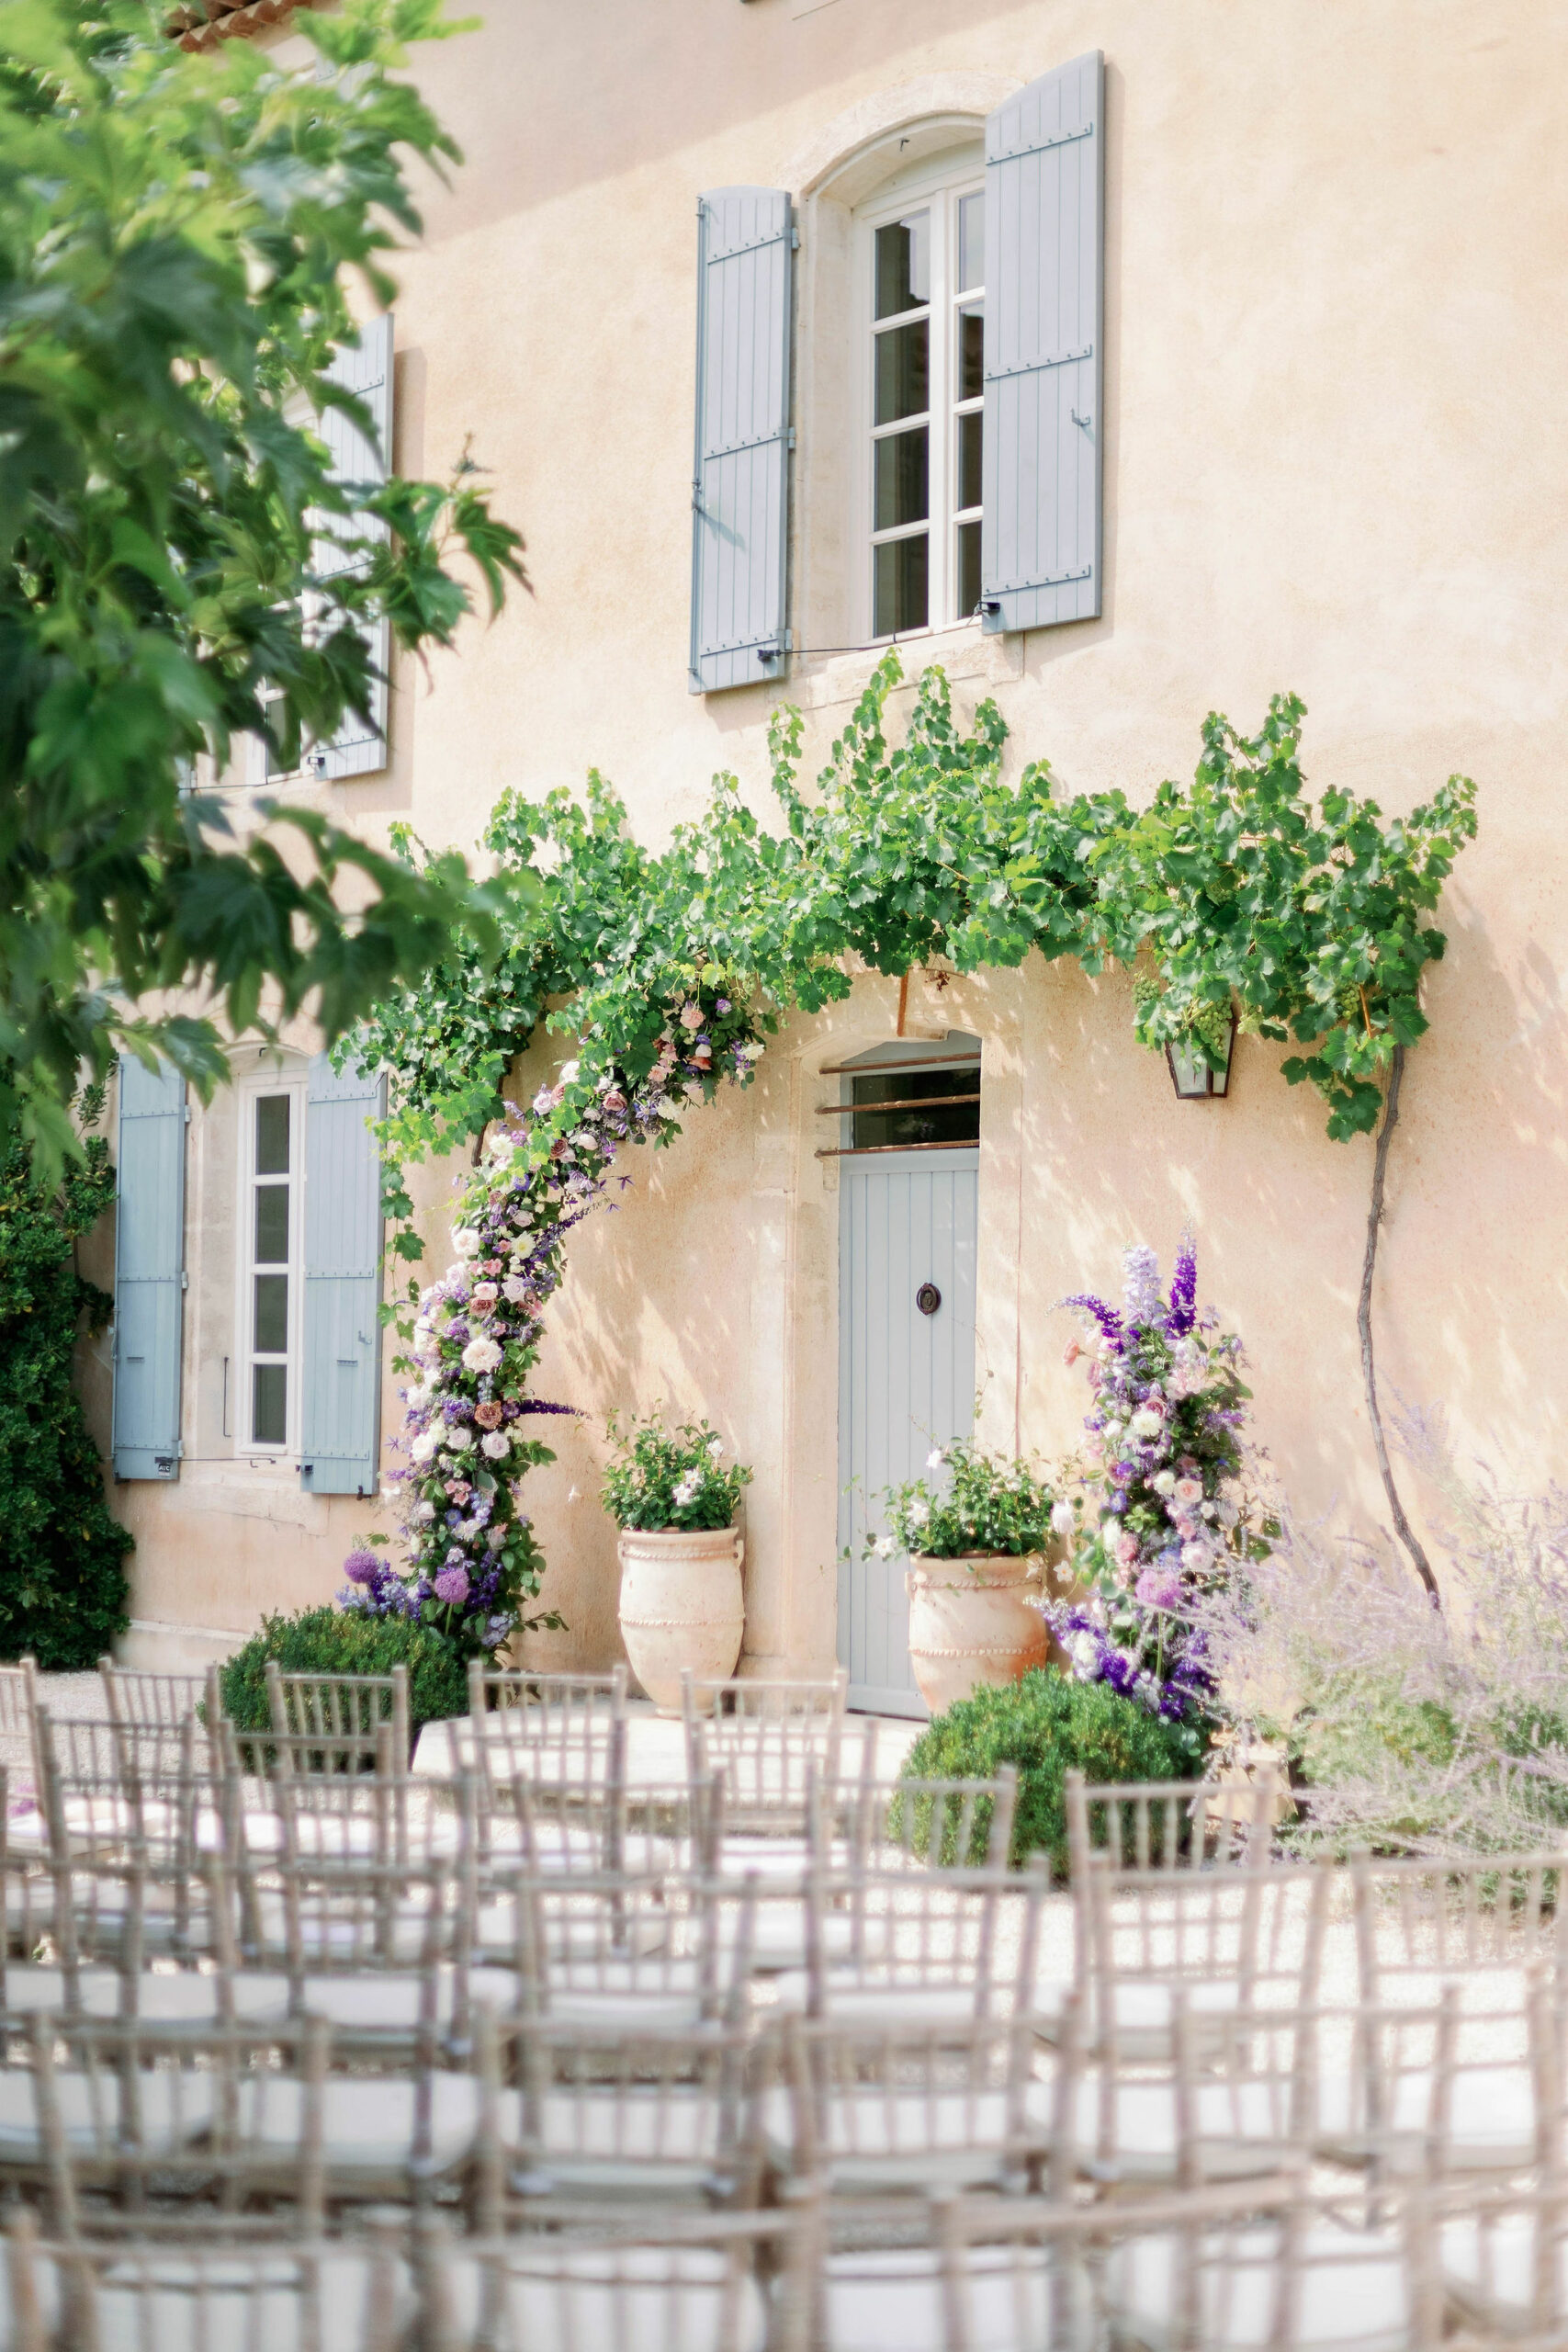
{"left": 1166, "top": 1228, "right": 1199, "bottom": 1339}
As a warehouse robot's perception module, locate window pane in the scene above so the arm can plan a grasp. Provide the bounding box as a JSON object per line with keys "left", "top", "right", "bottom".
{"left": 956, "top": 520, "right": 982, "bottom": 621}
{"left": 254, "top": 1182, "right": 289, "bottom": 1265}
{"left": 255, "top": 1095, "right": 290, "bottom": 1177}
{"left": 957, "top": 412, "right": 983, "bottom": 514}
{"left": 874, "top": 321, "right": 929, "bottom": 424}
{"left": 957, "top": 192, "right": 984, "bottom": 292}
{"left": 874, "top": 534, "right": 929, "bottom": 636}
{"left": 958, "top": 303, "right": 985, "bottom": 402}
{"left": 253, "top": 1363, "right": 287, "bottom": 1447}
{"left": 254, "top": 1272, "right": 288, "bottom": 1356}
{"left": 852, "top": 1065, "right": 980, "bottom": 1151}
{"left": 874, "top": 211, "right": 930, "bottom": 318}
{"left": 874, "top": 428, "right": 929, "bottom": 531}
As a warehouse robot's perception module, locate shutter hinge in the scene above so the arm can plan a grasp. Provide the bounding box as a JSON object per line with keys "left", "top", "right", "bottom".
{"left": 787, "top": 428, "right": 796, "bottom": 451}
{"left": 180, "top": 1271, "right": 188, "bottom": 1291}
{"left": 184, "top": 1104, "right": 192, "bottom": 1124}
{"left": 791, "top": 223, "right": 799, "bottom": 250}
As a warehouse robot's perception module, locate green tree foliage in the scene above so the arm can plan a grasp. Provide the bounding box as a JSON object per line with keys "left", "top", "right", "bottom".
{"left": 0, "top": 1085, "right": 130, "bottom": 1665}
{"left": 0, "top": 0, "right": 529, "bottom": 1174}
{"left": 901, "top": 1668, "right": 1201, "bottom": 1874}
{"left": 356, "top": 654, "right": 1477, "bottom": 1289}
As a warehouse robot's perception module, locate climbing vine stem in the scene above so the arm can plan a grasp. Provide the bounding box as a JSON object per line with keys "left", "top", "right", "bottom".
{"left": 1359, "top": 1045, "right": 1441, "bottom": 1605}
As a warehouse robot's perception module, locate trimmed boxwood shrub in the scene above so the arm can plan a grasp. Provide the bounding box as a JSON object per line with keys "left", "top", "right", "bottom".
{"left": 218, "top": 1607, "right": 468, "bottom": 1747}
{"left": 900, "top": 1668, "right": 1202, "bottom": 1873}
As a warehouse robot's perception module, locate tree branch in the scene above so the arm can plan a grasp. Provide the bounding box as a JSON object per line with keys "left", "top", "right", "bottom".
{"left": 1359, "top": 1042, "right": 1440, "bottom": 1603}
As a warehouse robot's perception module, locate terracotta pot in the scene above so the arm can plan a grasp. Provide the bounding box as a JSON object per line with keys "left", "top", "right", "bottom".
{"left": 617, "top": 1524, "right": 745, "bottom": 1713}
{"left": 905, "top": 1553, "right": 1049, "bottom": 1715}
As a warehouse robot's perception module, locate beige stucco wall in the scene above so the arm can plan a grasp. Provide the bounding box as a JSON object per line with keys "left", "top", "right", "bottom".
{"left": 102, "top": 0, "right": 1568, "bottom": 1672}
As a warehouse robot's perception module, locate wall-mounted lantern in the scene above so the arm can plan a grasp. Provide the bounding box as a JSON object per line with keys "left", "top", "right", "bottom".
{"left": 1166, "top": 1010, "right": 1236, "bottom": 1101}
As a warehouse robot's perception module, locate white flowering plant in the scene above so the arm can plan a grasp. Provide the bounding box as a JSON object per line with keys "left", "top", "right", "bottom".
{"left": 601, "top": 1408, "right": 752, "bottom": 1533}
{"left": 340, "top": 973, "right": 765, "bottom": 1657}
{"left": 866, "top": 1439, "right": 1055, "bottom": 1565}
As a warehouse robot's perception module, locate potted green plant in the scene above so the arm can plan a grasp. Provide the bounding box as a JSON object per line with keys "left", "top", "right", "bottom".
{"left": 602, "top": 1409, "right": 753, "bottom": 1712}
{"left": 868, "top": 1440, "right": 1058, "bottom": 1713}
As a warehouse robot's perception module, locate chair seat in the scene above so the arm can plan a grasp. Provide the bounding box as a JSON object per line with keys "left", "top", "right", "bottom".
{"left": 826, "top": 2244, "right": 1054, "bottom": 2352}
{"left": 762, "top": 2082, "right": 1051, "bottom": 2193}
{"left": 0, "top": 2066, "right": 216, "bottom": 2163}
{"left": 499, "top": 2083, "right": 723, "bottom": 2169}
{"left": 439, "top": 2242, "right": 768, "bottom": 2352}
{"left": 1107, "top": 2221, "right": 1409, "bottom": 2352}
{"left": 474, "top": 1901, "right": 670, "bottom": 1960}
{"left": 93, "top": 2248, "right": 412, "bottom": 2352}
{"left": 240, "top": 2071, "right": 480, "bottom": 2181}
{"left": 1314, "top": 2065, "right": 1536, "bottom": 2175}
{"left": 1441, "top": 2212, "right": 1568, "bottom": 2329}
{"left": 539, "top": 1987, "right": 712, "bottom": 2031}
{"left": 1073, "top": 2075, "right": 1298, "bottom": 2187}
{"left": 770, "top": 1973, "right": 987, "bottom": 2026}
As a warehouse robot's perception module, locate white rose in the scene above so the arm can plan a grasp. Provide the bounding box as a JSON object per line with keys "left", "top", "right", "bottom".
{"left": 410, "top": 1429, "right": 439, "bottom": 1464}
{"left": 445, "top": 1425, "right": 475, "bottom": 1453}
{"left": 481, "top": 1430, "right": 511, "bottom": 1461}
{"left": 1067, "top": 1632, "right": 1100, "bottom": 1678}
{"left": 502, "top": 1276, "right": 529, "bottom": 1305}
{"left": 462, "top": 1337, "right": 502, "bottom": 1374}
{"left": 1130, "top": 1408, "right": 1164, "bottom": 1440}
{"left": 1050, "top": 1499, "right": 1077, "bottom": 1538}
{"left": 1152, "top": 1471, "right": 1177, "bottom": 1498}
{"left": 558, "top": 1059, "right": 581, "bottom": 1085}
{"left": 451, "top": 1229, "right": 480, "bottom": 1260}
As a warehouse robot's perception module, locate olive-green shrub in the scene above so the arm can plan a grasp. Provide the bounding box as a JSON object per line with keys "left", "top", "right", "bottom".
{"left": 901, "top": 1668, "right": 1201, "bottom": 1874}
{"left": 218, "top": 1607, "right": 468, "bottom": 1747}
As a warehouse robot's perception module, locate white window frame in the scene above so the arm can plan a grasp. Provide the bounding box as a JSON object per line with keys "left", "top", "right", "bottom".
{"left": 856, "top": 148, "right": 986, "bottom": 646}
{"left": 233, "top": 1069, "right": 308, "bottom": 1459}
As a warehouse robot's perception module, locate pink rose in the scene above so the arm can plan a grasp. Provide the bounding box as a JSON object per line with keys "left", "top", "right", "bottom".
{"left": 1174, "top": 1478, "right": 1203, "bottom": 1506}
{"left": 1063, "top": 1337, "right": 1081, "bottom": 1369}
{"left": 471, "top": 1283, "right": 498, "bottom": 1307}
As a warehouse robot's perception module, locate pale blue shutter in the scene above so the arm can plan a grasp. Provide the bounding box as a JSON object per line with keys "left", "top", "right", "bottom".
{"left": 299, "top": 1056, "right": 385, "bottom": 1497}
{"left": 981, "top": 53, "right": 1104, "bottom": 634}
{"left": 111, "top": 1058, "right": 186, "bottom": 1480}
{"left": 689, "top": 188, "right": 794, "bottom": 693}
{"left": 311, "top": 315, "right": 393, "bottom": 777}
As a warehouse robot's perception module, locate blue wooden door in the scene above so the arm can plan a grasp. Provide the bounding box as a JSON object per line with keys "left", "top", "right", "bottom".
{"left": 837, "top": 1149, "right": 978, "bottom": 1716}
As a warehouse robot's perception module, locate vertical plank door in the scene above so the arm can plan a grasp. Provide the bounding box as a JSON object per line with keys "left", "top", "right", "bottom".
{"left": 837, "top": 1148, "right": 978, "bottom": 1716}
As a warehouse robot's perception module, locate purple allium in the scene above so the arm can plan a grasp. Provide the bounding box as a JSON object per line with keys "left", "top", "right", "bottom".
{"left": 1135, "top": 1564, "right": 1183, "bottom": 1611}
{"left": 434, "top": 1566, "right": 470, "bottom": 1607}
{"left": 344, "top": 1546, "right": 378, "bottom": 1587}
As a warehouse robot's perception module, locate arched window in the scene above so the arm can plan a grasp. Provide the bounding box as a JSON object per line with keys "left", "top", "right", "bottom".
{"left": 858, "top": 152, "right": 986, "bottom": 639}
